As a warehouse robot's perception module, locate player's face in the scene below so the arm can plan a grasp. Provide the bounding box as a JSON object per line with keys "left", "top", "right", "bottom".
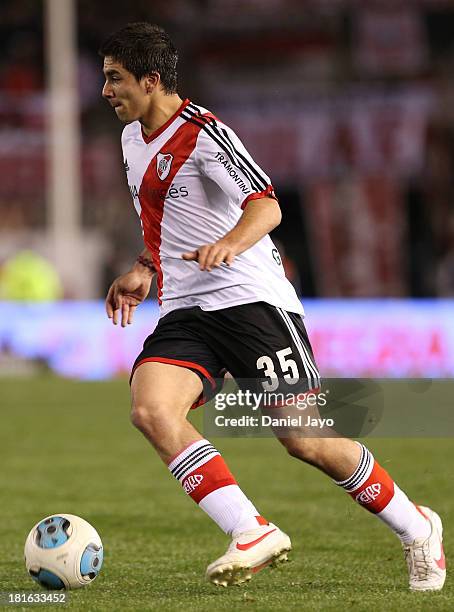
{"left": 102, "top": 57, "right": 149, "bottom": 123}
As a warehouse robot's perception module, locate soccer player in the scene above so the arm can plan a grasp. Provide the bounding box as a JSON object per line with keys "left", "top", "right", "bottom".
{"left": 100, "top": 23, "right": 446, "bottom": 591}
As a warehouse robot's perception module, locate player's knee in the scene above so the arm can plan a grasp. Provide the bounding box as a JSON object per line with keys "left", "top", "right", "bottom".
{"left": 130, "top": 401, "right": 174, "bottom": 439}
{"left": 282, "top": 437, "right": 325, "bottom": 465}
{"left": 130, "top": 403, "right": 153, "bottom": 433}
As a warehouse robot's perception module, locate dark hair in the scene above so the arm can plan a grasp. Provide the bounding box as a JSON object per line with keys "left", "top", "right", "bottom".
{"left": 99, "top": 22, "right": 178, "bottom": 94}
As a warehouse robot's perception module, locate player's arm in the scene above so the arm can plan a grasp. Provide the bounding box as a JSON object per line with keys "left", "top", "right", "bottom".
{"left": 182, "top": 197, "right": 281, "bottom": 271}
{"left": 105, "top": 248, "right": 155, "bottom": 326}
{"left": 185, "top": 119, "right": 283, "bottom": 271}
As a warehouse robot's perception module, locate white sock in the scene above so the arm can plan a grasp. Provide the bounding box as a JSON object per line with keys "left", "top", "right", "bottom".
{"left": 168, "top": 439, "right": 266, "bottom": 536}
{"left": 199, "top": 485, "right": 265, "bottom": 536}
{"left": 377, "top": 486, "right": 431, "bottom": 544}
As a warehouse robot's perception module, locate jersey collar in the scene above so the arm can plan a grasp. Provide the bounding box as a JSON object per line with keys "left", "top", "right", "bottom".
{"left": 141, "top": 98, "right": 191, "bottom": 144}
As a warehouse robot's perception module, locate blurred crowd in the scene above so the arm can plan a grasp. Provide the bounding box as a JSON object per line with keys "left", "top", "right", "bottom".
{"left": 1, "top": 0, "right": 454, "bottom": 298}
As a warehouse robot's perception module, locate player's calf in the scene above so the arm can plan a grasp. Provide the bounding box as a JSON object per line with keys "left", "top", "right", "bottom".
{"left": 278, "top": 435, "right": 361, "bottom": 480}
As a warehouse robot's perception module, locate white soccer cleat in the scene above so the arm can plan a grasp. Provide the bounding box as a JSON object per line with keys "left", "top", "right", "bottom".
{"left": 206, "top": 523, "right": 291, "bottom": 587}
{"left": 404, "top": 505, "right": 446, "bottom": 592}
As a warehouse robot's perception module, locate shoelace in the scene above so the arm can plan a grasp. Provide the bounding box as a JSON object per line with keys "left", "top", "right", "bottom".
{"left": 404, "top": 540, "right": 431, "bottom": 581}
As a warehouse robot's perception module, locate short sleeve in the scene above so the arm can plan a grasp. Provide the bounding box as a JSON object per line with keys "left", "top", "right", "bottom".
{"left": 195, "top": 121, "right": 276, "bottom": 209}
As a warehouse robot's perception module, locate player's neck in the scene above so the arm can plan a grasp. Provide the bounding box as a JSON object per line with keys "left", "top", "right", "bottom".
{"left": 140, "top": 94, "right": 184, "bottom": 137}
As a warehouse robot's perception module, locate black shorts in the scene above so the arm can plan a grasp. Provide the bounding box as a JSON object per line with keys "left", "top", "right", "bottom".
{"left": 131, "top": 302, "right": 320, "bottom": 408}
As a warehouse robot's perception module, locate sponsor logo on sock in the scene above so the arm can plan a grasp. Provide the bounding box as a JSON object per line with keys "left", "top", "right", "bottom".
{"left": 236, "top": 528, "right": 277, "bottom": 551}
{"left": 183, "top": 474, "right": 204, "bottom": 494}
{"left": 355, "top": 483, "right": 382, "bottom": 505}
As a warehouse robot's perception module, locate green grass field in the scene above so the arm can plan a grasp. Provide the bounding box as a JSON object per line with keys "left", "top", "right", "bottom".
{"left": 0, "top": 376, "right": 452, "bottom": 611}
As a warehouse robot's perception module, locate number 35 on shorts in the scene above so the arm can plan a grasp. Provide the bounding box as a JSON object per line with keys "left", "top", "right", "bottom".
{"left": 256, "top": 347, "right": 300, "bottom": 392}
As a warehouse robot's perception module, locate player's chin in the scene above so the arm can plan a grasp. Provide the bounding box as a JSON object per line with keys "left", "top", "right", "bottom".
{"left": 114, "top": 105, "right": 132, "bottom": 122}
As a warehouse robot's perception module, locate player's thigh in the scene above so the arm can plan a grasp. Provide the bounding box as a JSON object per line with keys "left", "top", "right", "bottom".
{"left": 130, "top": 308, "right": 223, "bottom": 419}
{"left": 131, "top": 361, "right": 203, "bottom": 422}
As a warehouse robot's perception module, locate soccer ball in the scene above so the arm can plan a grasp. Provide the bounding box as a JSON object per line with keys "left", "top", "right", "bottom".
{"left": 24, "top": 514, "right": 103, "bottom": 590}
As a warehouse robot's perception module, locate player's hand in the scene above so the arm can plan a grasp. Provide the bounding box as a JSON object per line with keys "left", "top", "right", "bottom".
{"left": 182, "top": 239, "right": 237, "bottom": 271}
{"left": 105, "top": 270, "right": 152, "bottom": 327}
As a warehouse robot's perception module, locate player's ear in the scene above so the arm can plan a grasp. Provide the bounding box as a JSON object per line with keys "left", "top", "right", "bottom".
{"left": 143, "top": 72, "right": 160, "bottom": 94}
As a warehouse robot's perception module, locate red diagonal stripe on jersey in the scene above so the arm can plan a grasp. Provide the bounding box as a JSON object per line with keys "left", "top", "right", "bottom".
{"left": 139, "top": 119, "right": 204, "bottom": 304}
{"left": 236, "top": 529, "right": 276, "bottom": 551}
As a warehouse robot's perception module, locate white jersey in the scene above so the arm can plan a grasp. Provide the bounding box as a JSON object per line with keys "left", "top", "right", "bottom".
{"left": 121, "top": 99, "right": 304, "bottom": 318}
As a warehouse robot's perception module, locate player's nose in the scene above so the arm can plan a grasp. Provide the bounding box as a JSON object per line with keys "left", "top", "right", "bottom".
{"left": 102, "top": 81, "right": 113, "bottom": 99}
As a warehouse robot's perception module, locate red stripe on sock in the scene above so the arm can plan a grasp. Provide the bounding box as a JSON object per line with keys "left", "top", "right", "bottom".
{"left": 181, "top": 455, "right": 237, "bottom": 504}
{"left": 350, "top": 460, "right": 395, "bottom": 513}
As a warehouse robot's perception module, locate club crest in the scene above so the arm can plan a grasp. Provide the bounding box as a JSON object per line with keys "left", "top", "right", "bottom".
{"left": 156, "top": 153, "right": 173, "bottom": 180}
